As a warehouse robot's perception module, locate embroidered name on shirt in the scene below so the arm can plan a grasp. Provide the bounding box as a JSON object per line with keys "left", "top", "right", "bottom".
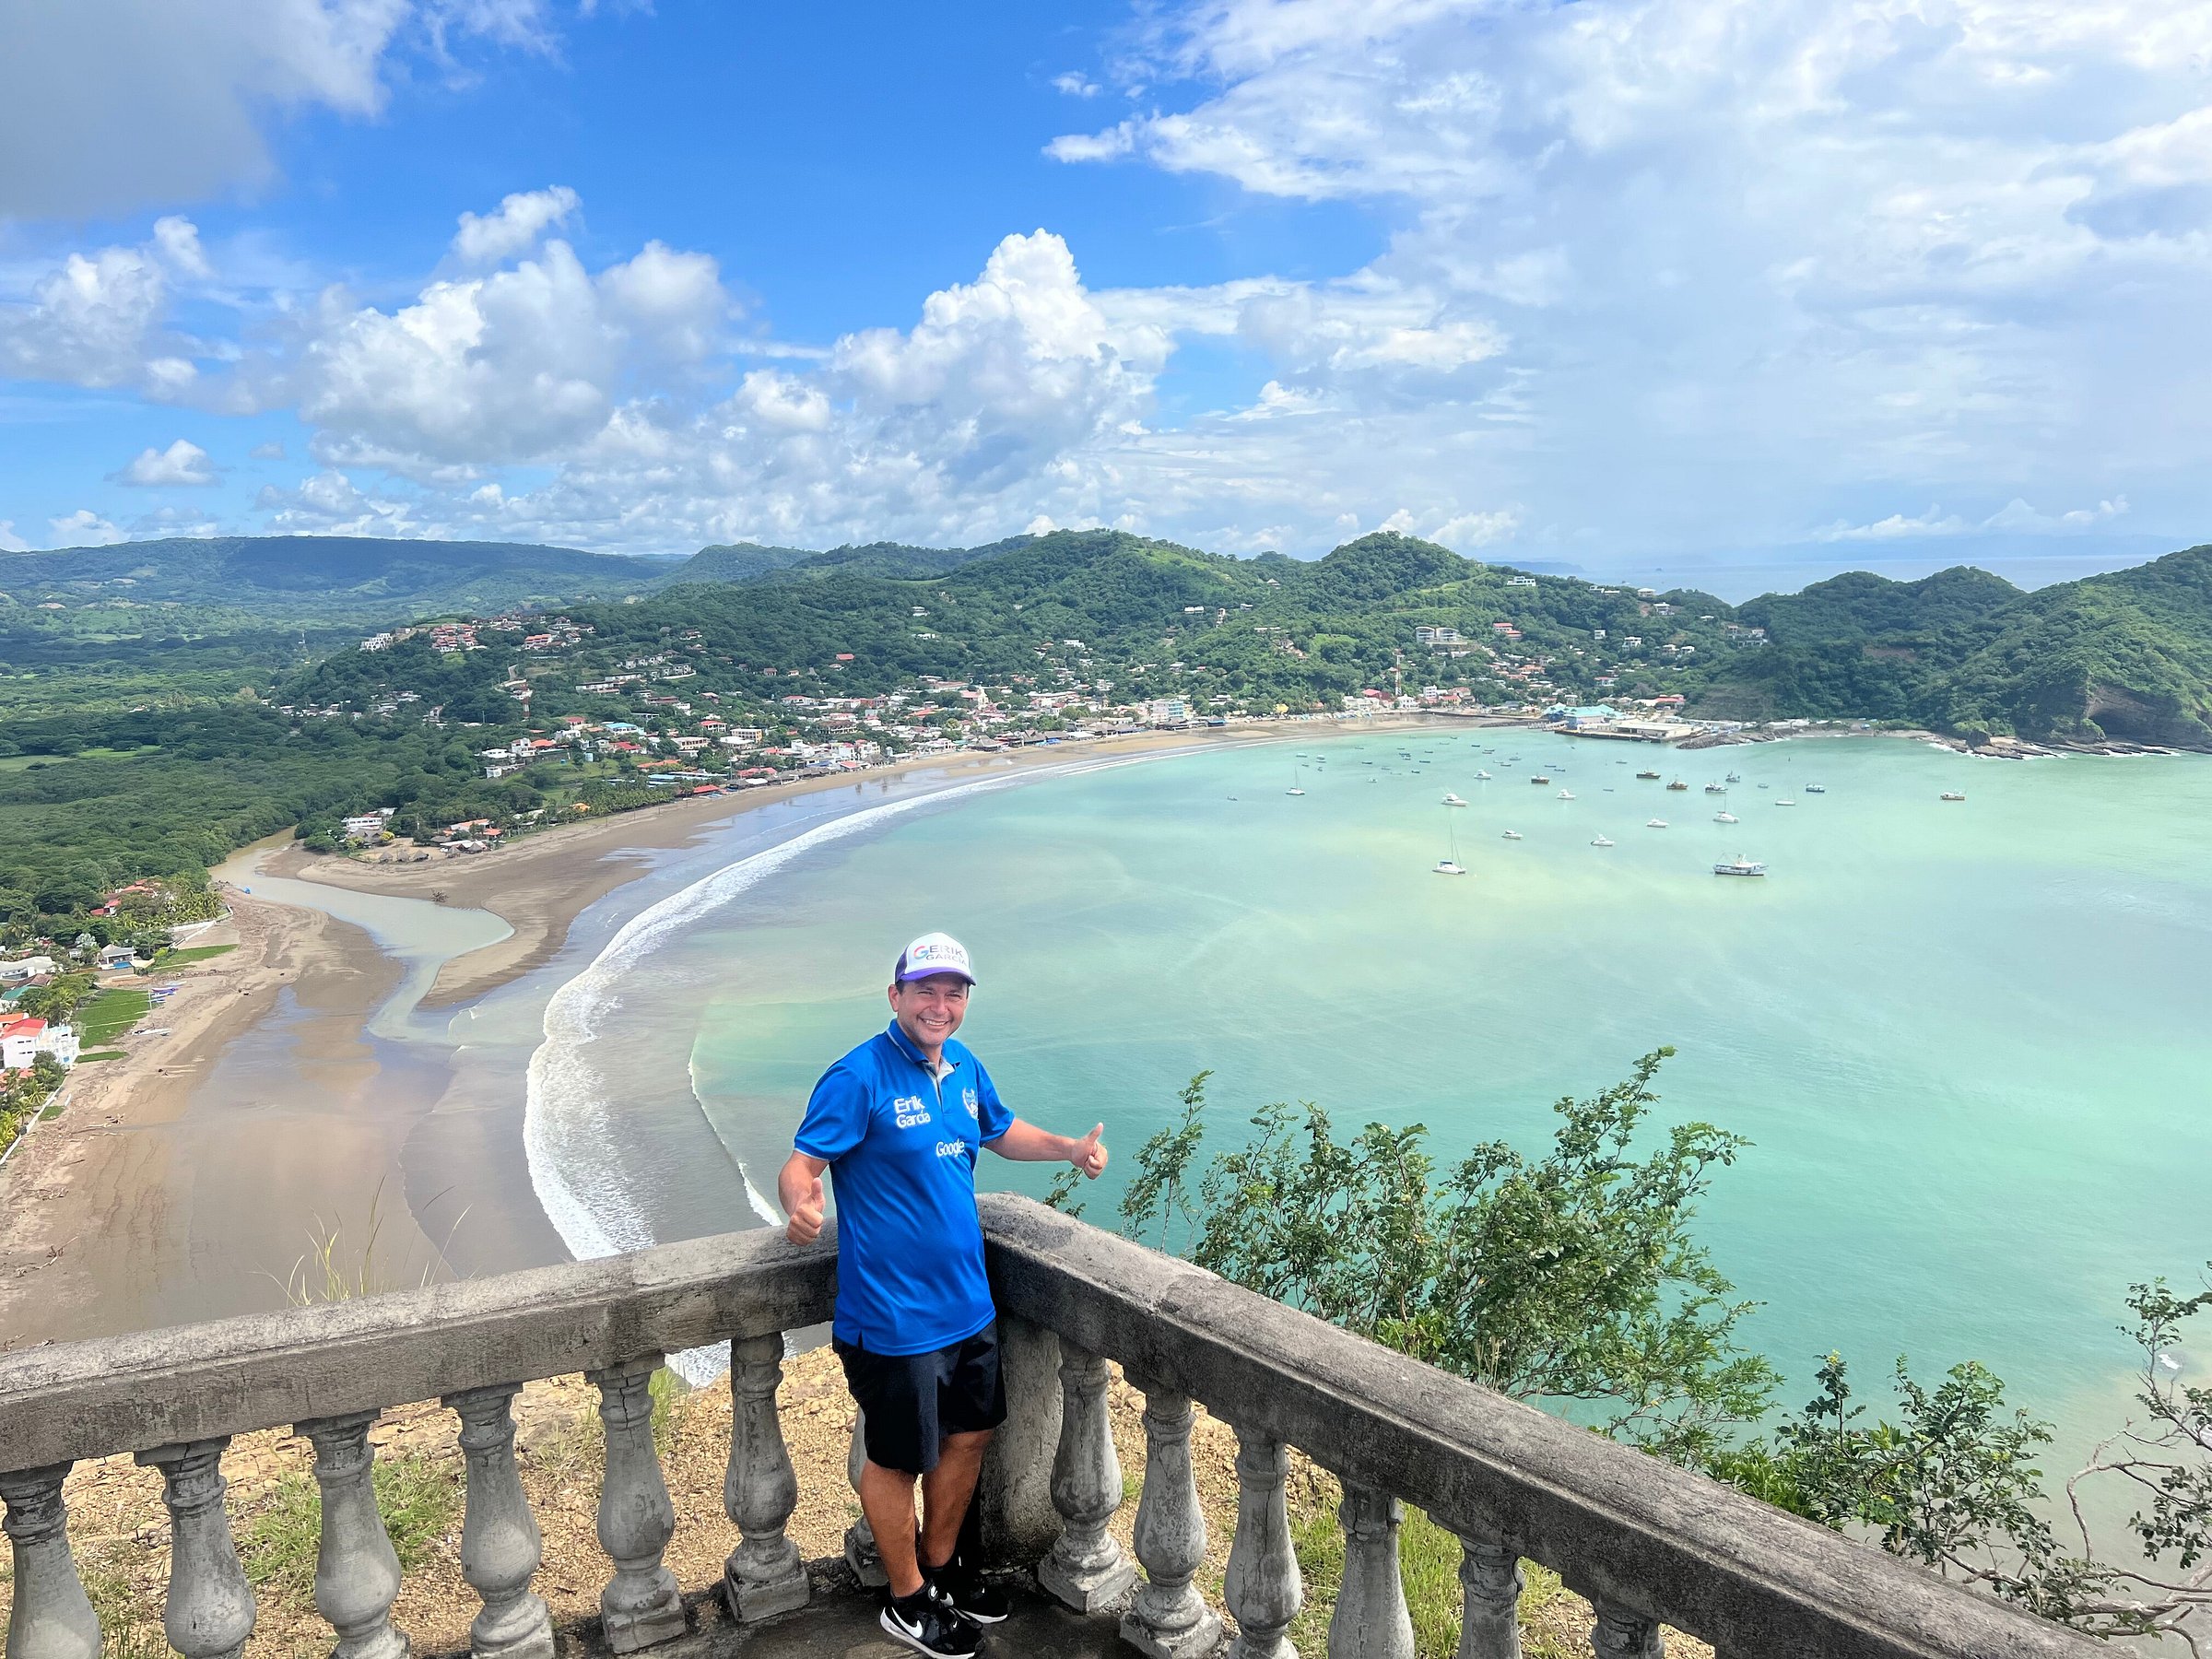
{"left": 894, "top": 1096, "right": 931, "bottom": 1129}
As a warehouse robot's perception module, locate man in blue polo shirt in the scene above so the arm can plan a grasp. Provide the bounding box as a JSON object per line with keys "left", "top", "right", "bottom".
{"left": 779, "top": 932, "right": 1107, "bottom": 1656}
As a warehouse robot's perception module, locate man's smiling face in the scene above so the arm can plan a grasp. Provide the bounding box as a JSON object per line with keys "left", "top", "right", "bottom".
{"left": 888, "top": 972, "right": 970, "bottom": 1056}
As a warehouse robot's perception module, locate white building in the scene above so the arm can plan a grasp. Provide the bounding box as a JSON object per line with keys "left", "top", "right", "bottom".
{"left": 1, "top": 1017, "right": 76, "bottom": 1070}
{"left": 0, "top": 956, "right": 57, "bottom": 982}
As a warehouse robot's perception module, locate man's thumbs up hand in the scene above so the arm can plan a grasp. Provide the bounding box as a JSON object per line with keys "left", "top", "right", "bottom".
{"left": 785, "top": 1173, "right": 826, "bottom": 1245}
{"left": 1071, "top": 1123, "right": 1109, "bottom": 1180}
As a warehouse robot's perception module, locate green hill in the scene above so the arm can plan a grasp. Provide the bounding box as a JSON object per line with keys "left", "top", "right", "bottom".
{"left": 1695, "top": 547, "right": 2212, "bottom": 744}
{"left": 0, "top": 535, "right": 674, "bottom": 617}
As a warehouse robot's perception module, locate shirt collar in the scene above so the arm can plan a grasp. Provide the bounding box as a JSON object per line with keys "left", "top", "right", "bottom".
{"left": 884, "top": 1020, "right": 957, "bottom": 1079}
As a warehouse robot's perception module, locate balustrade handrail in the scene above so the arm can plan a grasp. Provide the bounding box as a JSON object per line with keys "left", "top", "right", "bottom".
{"left": 0, "top": 1194, "right": 2103, "bottom": 1659}
{"left": 0, "top": 1225, "right": 836, "bottom": 1471}
{"left": 976, "top": 1193, "right": 2099, "bottom": 1659}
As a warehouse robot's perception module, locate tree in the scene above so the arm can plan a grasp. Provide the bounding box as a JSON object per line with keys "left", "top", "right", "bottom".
{"left": 1084, "top": 1050, "right": 1778, "bottom": 1464}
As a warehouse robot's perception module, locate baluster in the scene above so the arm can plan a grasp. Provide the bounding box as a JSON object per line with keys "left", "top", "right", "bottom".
{"left": 1327, "top": 1483, "right": 1413, "bottom": 1659}
{"left": 298, "top": 1413, "right": 408, "bottom": 1659}
{"left": 842, "top": 1410, "right": 886, "bottom": 1588}
{"left": 0, "top": 1464, "right": 100, "bottom": 1659}
{"left": 588, "top": 1357, "right": 686, "bottom": 1652}
{"left": 136, "top": 1440, "right": 255, "bottom": 1659}
{"left": 1590, "top": 1600, "right": 1663, "bottom": 1659}
{"left": 444, "top": 1385, "right": 553, "bottom": 1659}
{"left": 1222, "top": 1431, "right": 1300, "bottom": 1659}
{"left": 723, "top": 1334, "right": 809, "bottom": 1622}
{"left": 1036, "top": 1343, "right": 1135, "bottom": 1612}
{"left": 1121, "top": 1385, "right": 1222, "bottom": 1659}
{"left": 1454, "top": 1534, "right": 1521, "bottom": 1659}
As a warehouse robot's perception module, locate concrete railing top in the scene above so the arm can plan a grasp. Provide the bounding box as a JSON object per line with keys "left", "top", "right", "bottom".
{"left": 0, "top": 1193, "right": 2099, "bottom": 1659}
{"left": 0, "top": 1223, "right": 837, "bottom": 1469}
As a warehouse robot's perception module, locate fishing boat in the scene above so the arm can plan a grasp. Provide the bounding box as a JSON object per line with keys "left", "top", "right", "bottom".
{"left": 1725, "top": 771, "right": 1742, "bottom": 782}
{"left": 1501, "top": 830, "right": 1523, "bottom": 840}
{"left": 1442, "top": 792, "right": 1468, "bottom": 806}
{"left": 1713, "top": 856, "right": 1767, "bottom": 877}
{"left": 1531, "top": 774, "right": 1552, "bottom": 784}
{"left": 1666, "top": 779, "right": 1689, "bottom": 792}
{"left": 1557, "top": 788, "right": 1576, "bottom": 800}
{"left": 1805, "top": 783, "right": 1827, "bottom": 794}
{"left": 1637, "top": 769, "right": 1662, "bottom": 780}
{"left": 1646, "top": 818, "right": 1669, "bottom": 829}
{"left": 1704, "top": 782, "right": 1727, "bottom": 794}
{"left": 1435, "top": 808, "right": 1468, "bottom": 876}
{"left": 1714, "top": 811, "right": 1738, "bottom": 824}
{"left": 1474, "top": 769, "right": 1492, "bottom": 780}
{"left": 1941, "top": 790, "right": 1966, "bottom": 802}
{"left": 1591, "top": 834, "right": 1615, "bottom": 847}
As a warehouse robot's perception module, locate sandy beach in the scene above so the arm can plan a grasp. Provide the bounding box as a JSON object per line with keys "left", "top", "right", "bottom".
{"left": 0, "top": 720, "right": 1422, "bottom": 1348}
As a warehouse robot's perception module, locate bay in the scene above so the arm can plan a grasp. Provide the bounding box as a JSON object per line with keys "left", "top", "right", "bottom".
{"left": 572, "top": 728, "right": 2212, "bottom": 1456}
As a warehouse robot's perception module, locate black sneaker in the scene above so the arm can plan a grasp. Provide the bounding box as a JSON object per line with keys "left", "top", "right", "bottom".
{"left": 927, "top": 1558, "right": 1010, "bottom": 1626}
{"left": 880, "top": 1583, "right": 982, "bottom": 1656}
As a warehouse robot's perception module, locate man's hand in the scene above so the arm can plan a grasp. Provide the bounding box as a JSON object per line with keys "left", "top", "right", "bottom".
{"left": 785, "top": 1172, "right": 825, "bottom": 1244}
{"left": 1071, "top": 1123, "right": 1108, "bottom": 1180}
{"left": 779, "top": 1151, "right": 830, "bottom": 1245}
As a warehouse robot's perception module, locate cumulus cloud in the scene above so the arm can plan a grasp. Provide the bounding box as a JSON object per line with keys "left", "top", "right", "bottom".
{"left": 1051, "top": 72, "right": 1100, "bottom": 97}
{"left": 49, "top": 510, "right": 125, "bottom": 547}
{"left": 1818, "top": 507, "right": 1971, "bottom": 543}
{"left": 0, "top": 0, "right": 559, "bottom": 219}
{"left": 0, "top": 244, "right": 182, "bottom": 392}
{"left": 0, "top": 522, "right": 28, "bottom": 553}
{"left": 117, "top": 439, "right": 219, "bottom": 486}
{"left": 452, "top": 184, "right": 581, "bottom": 265}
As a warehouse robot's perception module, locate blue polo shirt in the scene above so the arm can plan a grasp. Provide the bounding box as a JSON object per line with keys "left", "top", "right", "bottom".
{"left": 795, "top": 1022, "right": 1016, "bottom": 1355}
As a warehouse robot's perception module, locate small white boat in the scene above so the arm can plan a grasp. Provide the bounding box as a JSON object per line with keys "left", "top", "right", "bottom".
{"left": 1714, "top": 811, "right": 1738, "bottom": 824}
{"left": 1434, "top": 860, "right": 1468, "bottom": 876}
{"left": 1646, "top": 818, "right": 1669, "bottom": 829}
{"left": 1557, "top": 788, "right": 1575, "bottom": 800}
{"left": 1286, "top": 787, "right": 1306, "bottom": 796}
{"left": 1591, "top": 835, "right": 1615, "bottom": 847}
{"left": 1941, "top": 791, "right": 1966, "bottom": 802}
{"left": 1474, "top": 770, "right": 1492, "bottom": 780}
{"left": 1805, "top": 783, "right": 1827, "bottom": 794}
{"left": 1774, "top": 798, "right": 1796, "bottom": 807}
{"left": 1725, "top": 771, "right": 1742, "bottom": 782}
{"left": 1713, "top": 856, "right": 1767, "bottom": 877}
{"left": 1501, "top": 830, "right": 1523, "bottom": 841}
{"left": 1704, "top": 782, "right": 1727, "bottom": 794}
{"left": 1443, "top": 792, "right": 1468, "bottom": 806}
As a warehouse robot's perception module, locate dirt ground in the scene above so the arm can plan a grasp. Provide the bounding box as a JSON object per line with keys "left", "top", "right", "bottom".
{"left": 0, "top": 1348, "right": 1703, "bottom": 1659}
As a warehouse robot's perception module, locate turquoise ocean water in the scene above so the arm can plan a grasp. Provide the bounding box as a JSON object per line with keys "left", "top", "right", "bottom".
{"left": 536, "top": 731, "right": 2212, "bottom": 1453}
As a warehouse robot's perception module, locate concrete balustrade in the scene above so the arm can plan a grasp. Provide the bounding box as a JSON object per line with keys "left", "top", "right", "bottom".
{"left": 442, "top": 1384, "right": 551, "bottom": 1659}
{"left": 0, "top": 1465, "right": 100, "bottom": 1659}
{"left": 1120, "top": 1383, "right": 1220, "bottom": 1659}
{"left": 587, "top": 1356, "right": 685, "bottom": 1652}
{"left": 0, "top": 1194, "right": 2103, "bottom": 1659}
{"left": 297, "top": 1412, "right": 408, "bottom": 1659}
{"left": 722, "top": 1334, "right": 808, "bottom": 1623}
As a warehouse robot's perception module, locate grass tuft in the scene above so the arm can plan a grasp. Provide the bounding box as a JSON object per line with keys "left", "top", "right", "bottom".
{"left": 242, "top": 1457, "right": 462, "bottom": 1603}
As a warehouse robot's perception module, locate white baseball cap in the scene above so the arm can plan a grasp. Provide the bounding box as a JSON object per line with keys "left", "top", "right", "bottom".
{"left": 895, "top": 932, "right": 976, "bottom": 985}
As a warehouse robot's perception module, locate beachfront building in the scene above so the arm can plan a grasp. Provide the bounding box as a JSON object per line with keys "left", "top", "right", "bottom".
{"left": 0, "top": 1015, "right": 77, "bottom": 1070}
{"left": 0, "top": 955, "right": 57, "bottom": 982}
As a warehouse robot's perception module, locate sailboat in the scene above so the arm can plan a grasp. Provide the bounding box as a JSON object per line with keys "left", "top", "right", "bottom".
{"left": 1557, "top": 788, "right": 1575, "bottom": 800}
{"left": 1442, "top": 792, "right": 1468, "bottom": 806}
{"left": 1286, "top": 761, "right": 1306, "bottom": 796}
{"left": 1714, "top": 810, "right": 1738, "bottom": 824}
{"left": 1591, "top": 834, "right": 1615, "bottom": 847}
{"left": 1434, "top": 809, "right": 1468, "bottom": 876}
{"left": 1474, "top": 769, "right": 1492, "bottom": 781}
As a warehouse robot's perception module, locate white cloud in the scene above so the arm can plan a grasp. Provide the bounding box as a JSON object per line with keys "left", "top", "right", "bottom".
{"left": 452, "top": 184, "right": 581, "bottom": 265}
{"left": 249, "top": 440, "right": 288, "bottom": 460}
{"left": 0, "top": 522, "right": 28, "bottom": 553}
{"left": 1052, "top": 72, "right": 1100, "bottom": 98}
{"left": 49, "top": 510, "right": 125, "bottom": 547}
{"left": 0, "top": 0, "right": 559, "bottom": 219}
{"left": 151, "top": 216, "right": 212, "bottom": 277}
{"left": 1817, "top": 507, "right": 1971, "bottom": 543}
{"left": 1433, "top": 509, "right": 1519, "bottom": 548}
{"left": 118, "top": 439, "right": 218, "bottom": 487}
{"left": 1981, "top": 496, "right": 2130, "bottom": 534}
{"left": 0, "top": 244, "right": 181, "bottom": 392}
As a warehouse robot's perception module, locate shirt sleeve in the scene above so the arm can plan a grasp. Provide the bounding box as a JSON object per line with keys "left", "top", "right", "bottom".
{"left": 795, "top": 1063, "right": 869, "bottom": 1159}
{"left": 973, "top": 1059, "right": 1016, "bottom": 1144}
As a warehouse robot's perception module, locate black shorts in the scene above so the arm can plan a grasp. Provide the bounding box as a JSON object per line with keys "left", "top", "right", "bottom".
{"left": 835, "top": 1323, "right": 1006, "bottom": 1476}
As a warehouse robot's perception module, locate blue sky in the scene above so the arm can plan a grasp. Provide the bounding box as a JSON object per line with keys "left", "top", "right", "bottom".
{"left": 0, "top": 0, "right": 2205, "bottom": 585}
